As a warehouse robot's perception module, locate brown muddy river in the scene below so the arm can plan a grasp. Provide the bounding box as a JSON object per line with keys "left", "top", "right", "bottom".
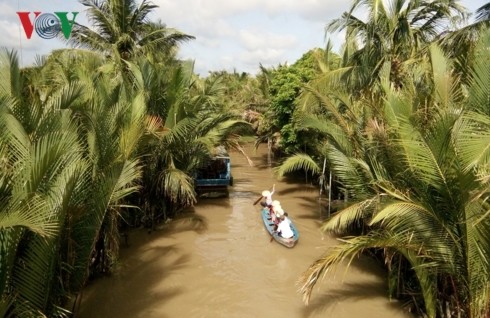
{"left": 77, "top": 144, "right": 410, "bottom": 318}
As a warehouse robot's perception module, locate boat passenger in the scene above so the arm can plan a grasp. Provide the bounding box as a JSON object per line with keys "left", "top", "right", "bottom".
{"left": 275, "top": 206, "right": 285, "bottom": 218}
{"left": 276, "top": 214, "right": 294, "bottom": 239}
{"left": 271, "top": 200, "right": 281, "bottom": 209}
{"left": 283, "top": 212, "right": 291, "bottom": 225}
{"left": 271, "top": 207, "right": 284, "bottom": 226}
{"left": 271, "top": 200, "right": 281, "bottom": 215}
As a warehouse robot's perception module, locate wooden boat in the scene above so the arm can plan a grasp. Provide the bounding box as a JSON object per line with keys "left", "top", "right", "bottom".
{"left": 261, "top": 208, "right": 299, "bottom": 248}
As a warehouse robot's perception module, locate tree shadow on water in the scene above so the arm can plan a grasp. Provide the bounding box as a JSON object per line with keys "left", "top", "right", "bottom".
{"left": 80, "top": 287, "right": 184, "bottom": 318}
{"left": 196, "top": 196, "right": 231, "bottom": 207}
{"left": 300, "top": 280, "right": 401, "bottom": 318}
{"left": 157, "top": 213, "right": 209, "bottom": 234}
{"left": 78, "top": 242, "right": 192, "bottom": 318}
{"left": 276, "top": 184, "right": 318, "bottom": 197}
{"left": 302, "top": 283, "right": 379, "bottom": 318}
{"left": 299, "top": 255, "right": 406, "bottom": 318}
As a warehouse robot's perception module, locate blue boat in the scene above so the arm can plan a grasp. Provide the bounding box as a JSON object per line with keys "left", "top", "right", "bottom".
{"left": 194, "top": 155, "right": 233, "bottom": 196}
{"left": 261, "top": 207, "right": 299, "bottom": 248}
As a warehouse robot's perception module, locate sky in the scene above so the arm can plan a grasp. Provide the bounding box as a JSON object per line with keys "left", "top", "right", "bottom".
{"left": 0, "top": 0, "right": 485, "bottom": 76}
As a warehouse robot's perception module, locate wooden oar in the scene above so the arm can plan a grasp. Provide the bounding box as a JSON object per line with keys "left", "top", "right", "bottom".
{"left": 253, "top": 195, "right": 262, "bottom": 206}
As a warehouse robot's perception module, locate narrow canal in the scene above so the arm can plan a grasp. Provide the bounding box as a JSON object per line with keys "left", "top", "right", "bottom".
{"left": 77, "top": 144, "right": 410, "bottom": 318}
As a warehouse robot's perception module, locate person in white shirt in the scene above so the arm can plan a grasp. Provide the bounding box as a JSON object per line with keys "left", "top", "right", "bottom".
{"left": 276, "top": 214, "right": 293, "bottom": 238}
{"left": 283, "top": 212, "right": 291, "bottom": 225}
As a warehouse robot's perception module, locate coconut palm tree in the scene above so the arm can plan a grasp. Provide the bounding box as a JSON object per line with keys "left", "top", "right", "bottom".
{"left": 0, "top": 48, "right": 153, "bottom": 316}
{"left": 439, "top": 2, "right": 490, "bottom": 87}
{"left": 138, "top": 63, "right": 252, "bottom": 224}
{"left": 69, "top": 0, "right": 194, "bottom": 61}
{"left": 328, "top": 0, "right": 467, "bottom": 91}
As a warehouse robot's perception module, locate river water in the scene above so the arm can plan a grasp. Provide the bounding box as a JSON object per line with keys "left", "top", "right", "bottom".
{"left": 77, "top": 144, "right": 410, "bottom": 318}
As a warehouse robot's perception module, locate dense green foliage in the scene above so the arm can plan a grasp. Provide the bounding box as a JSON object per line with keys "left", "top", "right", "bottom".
{"left": 256, "top": 49, "right": 328, "bottom": 154}
{"left": 0, "top": 0, "right": 489, "bottom": 317}
{"left": 0, "top": 0, "right": 250, "bottom": 316}
{"left": 271, "top": 1, "right": 490, "bottom": 317}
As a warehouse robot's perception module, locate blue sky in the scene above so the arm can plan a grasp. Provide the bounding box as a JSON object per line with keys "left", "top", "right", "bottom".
{"left": 0, "top": 0, "right": 485, "bottom": 76}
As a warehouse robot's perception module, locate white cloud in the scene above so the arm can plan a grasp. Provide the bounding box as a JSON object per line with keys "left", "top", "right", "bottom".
{"left": 0, "top": 0, "right": 347, "bottom": 72}
{"left": 0, "top": 19, "right": 43, "bottom": 50}
{"left": 155, "top": 0, "right": 257, "bottom": 20}
{"left": 189, "top": 18, "right": 236, "bottom": 39}
{"left": 1, "top": 0, "right": 483, "bottom": 74}
{"left": 239, "top": 29, "right": 297, "bottom": 51}
{"left": 0, "top": 20, "right": 23, "bottom": 48}
{"left": 0, "top": 2, "right": 16, "bottom": 18}
{"left": 260, "top": 0, "right": 348, "bottom": 22}
{"left": 155, "top": 0, "right": 347, "bottom": 22}
{"left": 152, "top": 0, "right": 346, "bottom": 74}
{"left": 241, "top": 47, "right": 285, "bottom": 65}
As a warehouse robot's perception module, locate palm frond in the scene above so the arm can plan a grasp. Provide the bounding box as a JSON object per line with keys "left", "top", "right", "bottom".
{"left": 298, "top": 231, "right": 438, "bottom": 317}
{"left": 302, "top": 84, "right": 352, "bottom": 135}
{"left": 274, "top": 153, "right": 321, "bottom": 177}
{"left": 109, "top": 159, "right": 141, "bottom": 205}
{"left": 397, "top": 120, "right": 451, "bottom": 192}
{"left": 429, "top": 44, "right": 460, "bottom": 109}
{"left": 464, "top": 200, "right": 490, "bottom": 317}
{"left": 161, "top": 116, "right": 198, "bottom": 145}
{"left": 297, "top": 115, "right": 354, "bottom": 155}
{"left": 454, "top": 111, "right": 490, "bottom": 170}
{"left": 69, "top": 158, "right": 141, "bottom": 290}
{"left": 0, "top": 49, "right": 21, "bottom": 99}
{"left": 325, "top": 144, "right": 373, "bottom": 198}
{"left": 467, "top": 28, "right": 490, "bottom": 115}
{"left": 160, "top": 168, "right": 196, "bottom": 206}
{"left": 322, "top": 197, "right": 377, "bottom": 234}
{"left": 0, "top": 197, "right": 56, "bottom": 236}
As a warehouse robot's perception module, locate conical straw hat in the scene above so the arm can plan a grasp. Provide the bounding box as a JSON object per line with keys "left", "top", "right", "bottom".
{"left": 275, "top": 207, "right": 284, "bottom": 216}
{"left": 271, "top": 200, "right": 281, "bottom": 207}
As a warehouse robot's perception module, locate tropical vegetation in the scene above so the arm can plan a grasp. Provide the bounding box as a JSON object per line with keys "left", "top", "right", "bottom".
{"left": 1, "top": 0, "right": 489, "bottom": 317}
{"left": 0, "top": 0, "right": 250, "bottom": 316}
{"left": 269, "top": 1, "right": 490, "bottom": 317}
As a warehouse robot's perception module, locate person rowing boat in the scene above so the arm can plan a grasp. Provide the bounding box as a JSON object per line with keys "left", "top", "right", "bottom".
{"left": 260, "top": 184, "right": 275, "bottom": 208}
